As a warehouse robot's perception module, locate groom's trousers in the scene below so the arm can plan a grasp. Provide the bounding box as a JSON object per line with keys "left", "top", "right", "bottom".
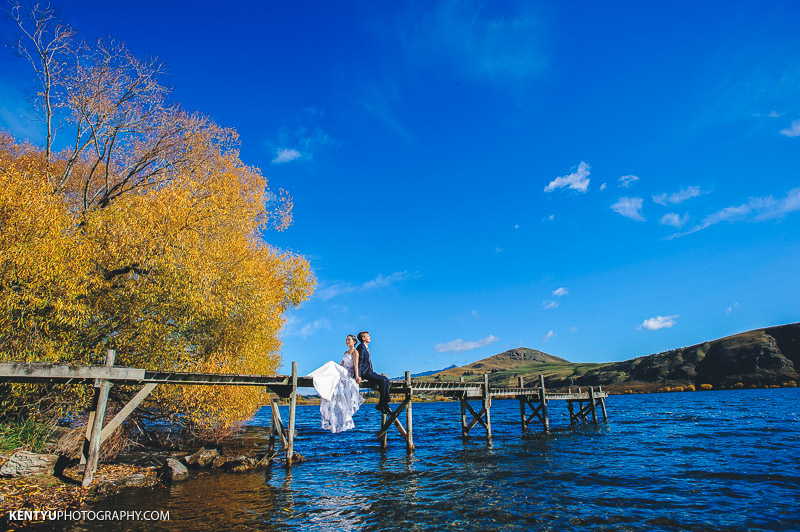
{"left": 363, "top": 370, "right": 391, "bottom": 407}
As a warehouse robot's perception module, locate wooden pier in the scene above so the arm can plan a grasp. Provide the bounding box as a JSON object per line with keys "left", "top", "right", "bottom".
{"left": 0, "top": 356, "right": 608, "bottom": 482}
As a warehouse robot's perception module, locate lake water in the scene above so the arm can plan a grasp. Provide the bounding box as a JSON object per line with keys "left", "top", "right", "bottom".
{"left": 66, "top": 388, "right": 799, "bottom": 531}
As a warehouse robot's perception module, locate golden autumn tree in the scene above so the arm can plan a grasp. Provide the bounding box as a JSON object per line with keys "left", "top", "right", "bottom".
{"left": 0, "top": 3, "right": 314, "bottom": 440}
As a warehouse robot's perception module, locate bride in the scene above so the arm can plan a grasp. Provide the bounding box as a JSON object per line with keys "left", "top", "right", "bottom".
{"left": 307, "top": 334, "right": 365, "bottom": 433}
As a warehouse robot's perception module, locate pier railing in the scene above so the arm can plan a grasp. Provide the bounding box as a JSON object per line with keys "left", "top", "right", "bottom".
{"left": 0, "top": 356, "right": 608, "bottom": 481}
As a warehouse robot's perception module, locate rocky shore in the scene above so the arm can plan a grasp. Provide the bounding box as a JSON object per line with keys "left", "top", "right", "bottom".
{"left": 0, "top": 444, "right": 289, "bottom": 529}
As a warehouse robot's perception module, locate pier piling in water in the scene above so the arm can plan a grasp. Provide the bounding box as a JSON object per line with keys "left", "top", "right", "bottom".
{"left": 0, "top": 360, "right": 609, "bottom": 475}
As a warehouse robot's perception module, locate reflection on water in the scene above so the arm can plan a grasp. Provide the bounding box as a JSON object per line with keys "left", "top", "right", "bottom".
{"left": 61, "top": 389, "right": 800, "bottom": 531}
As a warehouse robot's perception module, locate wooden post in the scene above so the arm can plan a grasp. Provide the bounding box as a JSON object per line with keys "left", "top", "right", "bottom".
{"left": 568, "top": 401, "right": 575, "bottom": 425}
{"left": 286, "top": 362, "right": 298, "bottom": 465}
{"left": 483, "top": 373, "right": 492, "bottom": 441}
{"left": 460, "top": 397, "right": 467, "bottom": 437}
{"left": 267, "top": 398, "right": 278, "bottom": 455}
{"left": 82, "top": 350, "right": 115, "bottom": 488}
{"left": 598, "top": 386, "right": 608, "bottom": 422}
{"left": 539, "top": 374, "right": 549, "bottom": 432}
{"left": 380, "top": 410, "right": 388, "bottom": 448}
{"left": 405, "top": 371, "right": 414, "bottom": 452}
{"left": 518, "top": 376, "right": 527, "bottom": 433}
{"left": 589, "top": 386, "right": 598, "bottom": 424}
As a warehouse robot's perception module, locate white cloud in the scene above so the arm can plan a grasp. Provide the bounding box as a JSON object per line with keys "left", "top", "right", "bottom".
{"left": 544, "top": 161, "right": 591, "bottom": 193}
{"left": 780, "top": 119, "right": 800, "bottom": 137}
{"left": 494, "top": 246, "right": 504, "bottom": 254}
{"left": 653, "top": 186, "right": 707, "bottom": 206}
{"left": 471, "top": 310, "right": 480, "bottom": 319}
{"left": 768, "top": 110, "right": 784, "bottom": 118}
{"left": 542, "top": 330, "right": 556, "bottom": 342}
{"left": 544, "top": 214, "right": 555, "bottom": 222}
{"left": 726, "top": 302, "right": 739, "bottom": 316}
{"left": 611, "top": 197, "right": 645, "bottom": 221}
{"left": 271, "top": 148, "right": 301, "bottom": 164}
{"left": 435, "top": 334, "right": 498, "bottom": 353}
{"left": 283, "top": 317, "right": 331, "bottom": 339}
{"left": 638, "top": 315, "right": 678, "bottom": 331}
{"left": 514, "top": 224, "right": 520, "bottom": 229}
{"left": 542, "top": 300, "right": 558, "bottom": 310}
{"left": 571, "top": 326, "right": 578, "bottom": 333}
{"left": 552, "top": 287, "right": 568, "bottom": 297}
{"left": 599, "top": 182, "right": 607, "bottom": 191}
{"left": 317, "top": 271, "right": 420, "bottom": 300}
{"left": 659, "top": 212, "right": 690, "bottom": 228}
{"left": 618, "top": 175, "right": 639, "bottom": 188}
{"left": 670, "top": 187, "right": 800, "bottom": 238}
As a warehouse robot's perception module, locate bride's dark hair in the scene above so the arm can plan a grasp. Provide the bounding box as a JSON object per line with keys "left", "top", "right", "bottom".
{"left": 346, "top": 334, "right": 358, "bottom": 344}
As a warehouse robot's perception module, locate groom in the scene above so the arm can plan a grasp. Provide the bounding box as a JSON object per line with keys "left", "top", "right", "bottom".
{"left": 356, "top": 331, "right": 392, "bottom": 414}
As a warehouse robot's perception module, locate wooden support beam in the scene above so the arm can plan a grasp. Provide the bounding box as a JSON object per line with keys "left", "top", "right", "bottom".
{"left": 483, "top": 374, "right": 492, "bottom": 441}
{"left": 286, "top": 362, "right": 298, "bottom": 465}
{"left": 379, "top": 411, "right": 388, "bottom": 449}
{"left": 518, "top": 377, "right": 527, "bottom": 433}
{"left": 598, "top": 386, "right": 608, "bottom": 422}
{"left": 405, "top": 371, "right": 414, "bottom": 452}
{"left": 568, "top": 400, "right": 576, "bottom": 425}
{"left": 99, "top": 383, "right": 157, "bottom": 444}
{"left": 460, "top": 396, "right": 467, "bottom": 437}
{"left": 82, "top": 350, "right": 115, "bottom": 488}
{"left": 376, "top": 398, "right": 411, "bottom": 440}
{"left": 589, "top": 386, "right": 598, "bottom": 424}
{"left": 539, "top": 374, "right": 549, "bottom": 432}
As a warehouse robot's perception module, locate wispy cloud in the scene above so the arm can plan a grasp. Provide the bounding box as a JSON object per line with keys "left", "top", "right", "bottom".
{"left": 670, "top": 187, "right": 800, "bottom": 238}
{"left": 768, "top": 110, "right": 784, "bottom": 118}
{"left": 659, "top": 212, "right": 690, "bottom": 228}
{"left": 544, "top": 161, "right": 591, "bottom": 194}
{"left": 542, "top": 330, "right": 556, "bottom": 342}
{"left": 435, "top": 334, "right": 498, "bottom": 353}
{"left": 0, "top": 83, "right": 44, "bottom": 144}
{"left": 552, "top": 287, "right": 568, "bottom": 297}
{"left": 599, "top": 182, "right": 607, "bottom": 191}
{"left": 780, "top": 119, "right": 800, "bottom": 137}
{"left": 618, "top": 175, "right": 639, "bottom": 188}
{"left": 638, "top": 315, "right": 678, "bottom": 331}
{"left": 317, "top": 271, "right": 421, "bottom": 300}
{"left": 471, "top": 310, "right": 480, "bottom": 319}
{"left": 611, "top": 197, "right": 645, "bottom": 221}
{"left": 361, "top": 87, "right": 415, "bottom": 145}
{"left": 542, "top": 300, "right": 558, "bottom": 310}
{"left": 653, "top": 186, "right": 707, "bottom": 206}
{"left": 272, "top": 148, "right": 301, "bottom": 164}
{"left": 268, "top": 107, "right": 336, "bottom": 164}
{"left": 283, "top": 316, "right": 332, "bottom": 339}
{"left": 407, "top": 1, "right": 546, "bottom": 84}
{"left": 726, "top": 302, "right": 739, "bottom": 316}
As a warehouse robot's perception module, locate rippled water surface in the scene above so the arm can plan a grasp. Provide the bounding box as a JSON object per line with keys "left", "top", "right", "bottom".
{"left": 74, "top": 388, "right": 799, "bottom": 531}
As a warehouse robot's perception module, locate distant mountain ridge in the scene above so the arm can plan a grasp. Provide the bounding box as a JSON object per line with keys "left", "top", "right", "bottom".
{"left": 428, "top": 323, "right": 800, "bottom": 391}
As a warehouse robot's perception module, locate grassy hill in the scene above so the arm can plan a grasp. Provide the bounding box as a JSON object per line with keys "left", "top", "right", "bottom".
{"left": 424, "top": 322, "right": 800, "bottom": 392}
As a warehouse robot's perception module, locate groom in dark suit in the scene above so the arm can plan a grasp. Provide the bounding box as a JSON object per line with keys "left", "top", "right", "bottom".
{"left": 356, "top": 331, "right": 391, "bottom": 414}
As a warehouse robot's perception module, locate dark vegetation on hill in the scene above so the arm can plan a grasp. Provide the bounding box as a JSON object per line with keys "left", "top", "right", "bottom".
{"left": 427, "top": 323, "right": 800, "bottom": 392}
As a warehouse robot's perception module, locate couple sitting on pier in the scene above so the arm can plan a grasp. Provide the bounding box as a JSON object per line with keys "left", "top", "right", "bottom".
{"left": 308, "top": 331, "right": 392, "bottom": 433}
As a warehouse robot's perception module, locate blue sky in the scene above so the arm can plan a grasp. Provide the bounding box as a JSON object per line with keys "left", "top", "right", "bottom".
{"left": 2, "top": 1, "right": 799, "bottom": 377}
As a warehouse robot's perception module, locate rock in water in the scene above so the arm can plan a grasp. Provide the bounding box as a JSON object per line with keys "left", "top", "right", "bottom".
{"left": 0, "top": 451, "right": 59, "bottom": 477}
{"left": 160, "top": 458, "right": 189, "bottom": 483}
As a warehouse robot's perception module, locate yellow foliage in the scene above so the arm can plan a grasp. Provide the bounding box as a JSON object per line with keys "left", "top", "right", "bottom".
{"left": 0, "top": 130, "right": 314, "bottom": 434}
{"left": 700, "top": 384, "right": 713, "bottom": 390}
{"left": 686, "top": 384, "right": 696, "bottom": 391}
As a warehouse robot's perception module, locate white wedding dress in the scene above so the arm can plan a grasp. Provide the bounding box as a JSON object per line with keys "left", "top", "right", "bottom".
{"left": 307, "top": 351, "right": 365, "bottom": 433}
